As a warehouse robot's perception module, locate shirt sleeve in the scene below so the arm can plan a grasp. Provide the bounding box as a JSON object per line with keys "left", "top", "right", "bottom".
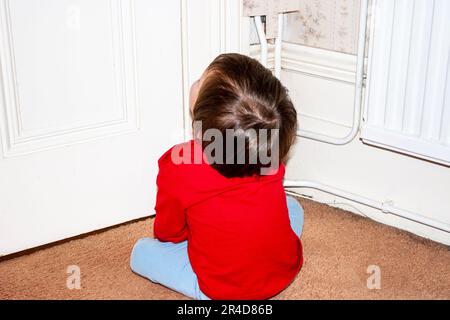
{"left": 153, "top": 147, "right": 188, "bottom": 243}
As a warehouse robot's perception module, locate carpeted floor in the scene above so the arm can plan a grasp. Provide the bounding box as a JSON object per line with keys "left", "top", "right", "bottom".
{"left": 0, "top": 198, "right": 449, "bottom": 300}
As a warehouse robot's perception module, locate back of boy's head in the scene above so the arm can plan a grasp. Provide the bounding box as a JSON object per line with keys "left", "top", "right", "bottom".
{"left": 192, "top": 53, "right": 297, "bottom": 178}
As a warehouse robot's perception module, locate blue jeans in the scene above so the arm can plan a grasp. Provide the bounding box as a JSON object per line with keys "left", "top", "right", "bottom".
{"left": 130, "top": 196, "right": 304, "bottom": 300}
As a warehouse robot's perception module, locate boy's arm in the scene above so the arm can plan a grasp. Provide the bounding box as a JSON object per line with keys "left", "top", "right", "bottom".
{"left": 153, "top": 188, "right": 188, "bottom": 243}
{"left": 152, "top": 146, "right": 188, "bottom": 243}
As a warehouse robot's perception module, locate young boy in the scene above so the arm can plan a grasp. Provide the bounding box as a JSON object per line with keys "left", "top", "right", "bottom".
{"left": 130, "top": 53, "right": 304, "bottom": 300}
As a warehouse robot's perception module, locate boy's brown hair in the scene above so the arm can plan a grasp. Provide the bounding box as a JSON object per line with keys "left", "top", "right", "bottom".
{"left": 192, "top": 53, "right": 297, "bottom": 178}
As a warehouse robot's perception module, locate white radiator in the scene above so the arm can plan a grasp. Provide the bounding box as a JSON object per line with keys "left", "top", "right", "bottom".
{"left": 362, "top": 0, "right": 450, "bottom": 165}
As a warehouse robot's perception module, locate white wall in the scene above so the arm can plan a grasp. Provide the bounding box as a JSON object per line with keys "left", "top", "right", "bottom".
{"left": 279, "top": 44, "right": 450, "bottom": 245}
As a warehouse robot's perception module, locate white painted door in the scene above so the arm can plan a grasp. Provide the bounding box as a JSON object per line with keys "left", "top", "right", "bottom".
{"left": 0, "top": 0, "right": 184, "bottom": 255}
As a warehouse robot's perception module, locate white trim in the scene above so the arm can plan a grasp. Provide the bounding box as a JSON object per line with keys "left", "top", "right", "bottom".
{"left": 282, "top": 43, "right": 358, "bottom": 84}
{"left": 222, "top": 0, "right": 250, "bottom": 54}
{"left": 180, "top": 0, "right": 191, "bottom": 140}
{"left": 250, "top": 42, "right": 358, "bottom": 83}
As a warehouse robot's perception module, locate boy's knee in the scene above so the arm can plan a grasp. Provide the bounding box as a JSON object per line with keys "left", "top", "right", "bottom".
{"left": 287, "top": 196, "right": 304, "bottom": 214}
{"left": 130, "top": 237, "right": 159, "bottom": 273}
{"left": 286, "top": 196, "right": 304, "bottom": 238}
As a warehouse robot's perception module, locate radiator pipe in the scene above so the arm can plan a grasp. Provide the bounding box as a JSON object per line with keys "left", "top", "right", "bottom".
{"left": 254, "top": 16, "right": 268, "bottom": 67}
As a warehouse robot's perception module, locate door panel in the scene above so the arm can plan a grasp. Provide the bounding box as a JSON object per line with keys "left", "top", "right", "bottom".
{"left": 0, "top": 0, "right": 139, "bottom": 156}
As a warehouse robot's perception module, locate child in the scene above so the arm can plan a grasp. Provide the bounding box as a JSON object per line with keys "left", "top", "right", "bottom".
{"left": 130, "top": 53, "right": 304, "bottom": 300}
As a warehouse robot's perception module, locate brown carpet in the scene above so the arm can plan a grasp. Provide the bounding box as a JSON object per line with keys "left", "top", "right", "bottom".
{"left": 0, "top": 198, "right": 449, "bottom": 300}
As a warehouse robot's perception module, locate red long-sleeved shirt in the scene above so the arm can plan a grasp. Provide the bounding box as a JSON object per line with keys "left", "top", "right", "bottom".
{"left": 153, "top": 140, "right": 303, "bottom": 300}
